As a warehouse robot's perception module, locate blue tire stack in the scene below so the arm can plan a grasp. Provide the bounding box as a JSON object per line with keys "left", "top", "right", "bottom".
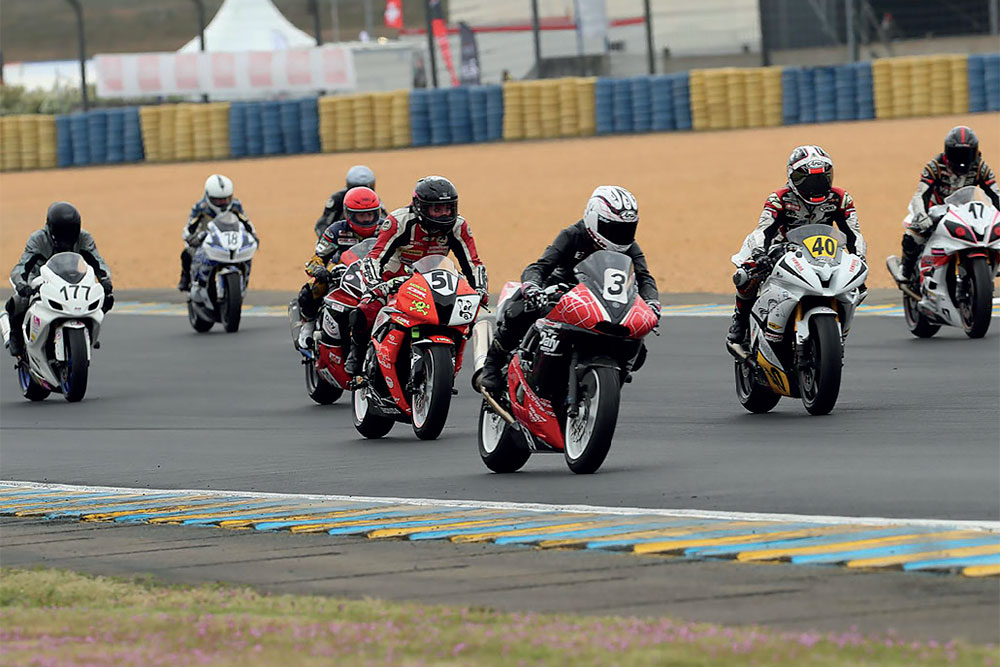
{"left": 781, "top": 67, "right": 800, "bottom": 125}
{"left": 448, "top": 87, "right": 473, "bottom": 144}
{"left": 854, "top": 62, "right": 875, "bottom": 120}
{"left": 260, "top": 101, "right": 283, "bottom": 155}
{"left": 832, "top": 65, "right": 857, "bottom": 121}
{"left": 650, "top": 75, "right": 675, "bottom": 131}
{"left": 69, "top": 113, "right": 90, "bottom": 167}
{"left": 87, "top": 109, "right": 108, "bottom": 165}
{"left": 485, "top": 85, "right": 504, "bottom": 141}
{"left": 630, "top": 76, "right": 653, "bottom": 132}
{"left": 279, "top": 100, "right": 302, "bottom": 154}
{"left": 968, "top": 55, "right": 987, "bottom": 112}
{"left": 105, "top": 108, "right": 125, "bottom": 163}
{"left": 814, "top": 67, "right": 836, "bottom": 123}
{"left": 409, "top": 89, "right": 432, "bottom": 147}
{"left": 796, "top": 67, "right": 816, "bottom": 124}
{"left": 984, "top": 53, "right": 1000, "bottom": 112}
{"left": 123, "top": 107, "right": 143, "bottom": 162}
{"left": 671, "top": 73, "right": 692, "bottom": 130}
{"left": 429, "top": 89, "right": 452, "bottom": 146}
{"left": 594, "top": 78, "right": 614, "bottom": 134}
{"left": 612, "top": 78, "right": 634, "bottom": 133}
{"left": 300, "top": 98, "right": 320, "bottom": 153}
{"left": 468, "top": 86, "right": 489, "bottom": 143}
{"left": 229, "top": 102, "right": 247, "bottom": 158}
{"left": 56, "top": 115, "right": 73, "bottom": 168}
{"left": 245, "top": 102, "right": 263, "bottom": 156}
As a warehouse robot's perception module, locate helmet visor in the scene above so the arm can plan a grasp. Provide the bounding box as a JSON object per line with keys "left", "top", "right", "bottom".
{"left": 423, "top": 201, "right": 457, "bottom": 223}
{"left": 209, "top": 195, "right": 232, "bottom": 209}
{"left": 347, "top": 209, "right": 380, "bottom": 228}
{"left": 791, "top": 170, "right": 833, "bottom": 200}
{"left": 946, "top": 145, "right": 976, "bottom": 171}
{"left": 597, "top": 219, "right": 637, "bottom": 247}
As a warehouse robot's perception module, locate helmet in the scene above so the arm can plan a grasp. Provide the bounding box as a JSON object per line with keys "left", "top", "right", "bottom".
{"left": 787, "top": 145, "right": 834, "bottom": 204}
{"left": 412, "top": 176, "right": 459, "bottom": 235}
{"left": 583, "top": 185, "right": 639, "bottom": 252}
{"left": 944, "top": 126, "right": 979, "bottom": 175}
{"left": 45, "top": 202, "right": 82, "bottom": 252}
{"left": 343, "top": 186, "right": 382, "bottom": 238}
{"left": 204, "top": 174, "right": 234, "bottom": 215}
{"left": 346, "top": 165, "right": 376, "bottom": 190}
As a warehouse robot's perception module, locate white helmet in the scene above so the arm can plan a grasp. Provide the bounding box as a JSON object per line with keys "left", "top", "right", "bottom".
{"left": 204, "top": 174, "right": 234, "bottom": 216}
{"left": 583, "top": 185, "right": 639, "bottom": 252}
{"left": 346, "top": 165, "right": 375, "bottom": 190}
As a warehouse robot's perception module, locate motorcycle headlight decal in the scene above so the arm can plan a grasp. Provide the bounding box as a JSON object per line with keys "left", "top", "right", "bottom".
{"left": 991, "top": 223, "right": 1000, "bottom": 243}
{"left": 944, "top": 220, "right": 973, "bottom": 241}
{"left": 87, "top": 300, "right": 100, "bottom": 311}
{"left": 47, "top": 299, "right": 64, "bottom": 311}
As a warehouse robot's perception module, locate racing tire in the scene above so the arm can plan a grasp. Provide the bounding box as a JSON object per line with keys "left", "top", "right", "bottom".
{"left": 305, "top": 361, "right": 343, "bottom": 405}
{"left": 735, "top": 359, "right": 781, "bottom": 414}
{"left": 798, "top": 315, "right": 842, "bottom": 416}
{"left": 903, "top": 293, "right": 940, "bottom": 339}
{"left": 478, "top": 401, "right": 530, "bottom": 473}
{"left": 222, "top": 272, "right": 243, "bottom": 333}
{"left": 412, "top": 345, "right": 453, "bottom": 441}
{"left": 187, "top": 300, "right": 214, "bottom": 333}
{"left": 958, "top": 256, "right": 992, "bottom": 339}
{"left": 18, "top": 363, "right": 50, "bottom": 401}
{"left": 60, "top": 327, "right": 89, "bottom": 403}
{"left": 352, "top": 387, "right": 394, "bottom": 439}
{"left": 563, "top": 366, "right": 620, "bottom": 474}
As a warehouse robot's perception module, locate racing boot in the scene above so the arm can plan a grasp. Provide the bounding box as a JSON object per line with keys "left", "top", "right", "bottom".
{"left": 297, "top": 318, "right": 316, "bottom": 350}
{"left": 344, "top": 309, "right": 367, "bottom": 382}
{"left": 726, "top": 297, "right": 752, "bottom": 344}
{"left": 899, "top": 233, "right": 922, "bottom": 286}
{"left": 178, "top": 250, "right": 192, "bottom": 292}
{"left": 478, "top": 340, "right": 507, "bottom": 394}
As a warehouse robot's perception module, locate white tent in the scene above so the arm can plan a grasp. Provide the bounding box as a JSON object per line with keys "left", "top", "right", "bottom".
{"left": 178, "top": 0, "right": 316, "bottom": 52}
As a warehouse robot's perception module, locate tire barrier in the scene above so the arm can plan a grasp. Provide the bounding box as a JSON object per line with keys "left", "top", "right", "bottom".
{"left": 352, "top": 95, "right": 375, "bottom": 151}
{"left": 521, "top": 81, "right": 542, "bottom": 140}
{"left": 855, "top": 62, "right": 875, "bottom": 120}
{"left": 485, "top": 84, "right": 504, "bottom": 140}
{"left": 409, "top": 89, "right": 432, "bottom": 146}
{"left": 299, "top": 98, "right": 320, "bottom": 154}
{"left": 949, "top": 55, "right": 969, "bottom": 115}
{"left": 448, "top": 87, "right": 473, "bottom": 144}
{"left": 969, "top": 53, "right": 1000, "bottom": 113}
{"left": 245, "top": 102, "right": 263, "bottom": 156}
{"left": 260, "top": 101, "right": 283, "bottom": 155}
{"left": 372, "top": 92, "right": 393, "bottom": 150}
{"left": 18, "top": 115, "right": 40, "bottom": 170}
{"left": 650, "top": 75, "right": 674, "bottom": 131}
{"left": 428, "top": 88, "right": 452, "bottom": 146}
{"left": 69, "top": 113, "right": 90, "bottom": 167}
{"left": 469, "top": 86, "right": 489, "bottom": 142}
{"left": 781, "top": 67, "right": 800, "bottom": 125}
{"left": 334, "top": 97, "right": 353, "bottom": 152}
{"left": 671, "top": 73, "right": 692, "bottom": 130}
{"left": 104, "top": 109, "right": 124, "bottom": 164}
{"left": 539, "top": 81, "right": 560, "bottom": 139}
{"left": 37, "top": 116, "right": 58, "bottom": 169}
{"left": 558, "top": 78, "right": 579, "bottom": 137}
{"left": 56, "top": 115, "right": 73, "bottom": 168}
{"left": 594, "top": 77, "right": 614, "bottom": 134}
{"left": 688, "top": 70, "right": 708, "bottom": 131}
{"left": 612, "top": 78, "right": 634, "bottom": 133}
{"left": 280, "top": 99, "right": 303, "bottom": 154}
{"left": 391, "top": 90, "right": 412, "bottom": 148}
{"left": 631, "top": 76, "right": 652, "bottom": 133}
{"left": 138, "top": 107, "right": 160, "bottom": 163}
{"left": 228, "top": 102, "right": 247, "bottom": 159}
{"left": 123, "top": 107, "right": 144, "bottom": 162}
{"left": 87, "top": 109, "right": 108, "bottom": 165}
{"left": 834, "top": 65, "right": 858, "bottom": 122}
{"left": 814, "top": 67, "right": 836, "bottom": 123}
{"left": 986, "top": 53, "right": 1000, "bottom": 112}
{"left": 174, "top": 104, "right": 195, "bottom": 162}
{"left": 191, "top": 104, "right": 212, "bottom": 161}
{"left": 501, "top": 81, "right": 524, "bottom": 141}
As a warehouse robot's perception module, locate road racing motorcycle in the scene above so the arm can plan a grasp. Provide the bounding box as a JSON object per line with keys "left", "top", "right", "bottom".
{"left": 886, "top": 186, "right": 999, "bottom": 339}
{"left": 187, "top": 211, "right": 258, "bottom": 334}
{"left": 0, "top": 252, "right": 106, "bottom": 402}
{"left": 477, "top": 250, "right": 659, "bottom": 475}
{"left": 726, "top": 223, "right": 868, "bottom": 416}
{"left": 288, "top": 238, "right": 376, "bottom": 405}
{"left": 352, "top": 254, "right": 482, "bottom": 440}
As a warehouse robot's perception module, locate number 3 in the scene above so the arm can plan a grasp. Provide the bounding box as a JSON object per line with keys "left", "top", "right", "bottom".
{"left": 603, "top": 269, "right": 628, "bottom": 304}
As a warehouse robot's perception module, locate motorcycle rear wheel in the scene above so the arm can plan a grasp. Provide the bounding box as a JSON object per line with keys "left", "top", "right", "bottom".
{"left": 222, "top": 272, "right": 243, "bottom": 333}
{"left": 563, "top": 367, "right": 620, "bottom": 474}
{"left": 903, "top": 293, "right": 940, "bottom": 338}
{"left": 18, "top": 363, "right": 50, "bottom": 401}
{"left": 478, "top": 401, "right": 530, "bottom": 473}
{"left": 305, "top": 361, "right": 343, "bottom": 405}
{"left": 412, "top": 345, "right": 453, "bottom": 440}
{"left": 188, "top": 300, "right": 214, "bottom": 333}
{"left": 735, "top": 359, "right": 780, "bottom": 414}
{"left": 798, "top": 316, "right": 842, "bottom": 416}
{"left": 61, "top": 327, "right": 89, "bottom": 403}
{"left": 958, "top": 257, "right": 992, "bottom": 339}
{"left": 352, "top": 386, "right": 394, "bottom": 439}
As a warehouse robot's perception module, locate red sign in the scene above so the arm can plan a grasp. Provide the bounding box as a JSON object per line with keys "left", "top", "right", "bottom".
{"left": 384, "top": 0, "right": 403, "bottom": 29}
{"left": 249, "top": 52, "right": 273, "bottom": 87}
{"left": 137, "top": 54, "right": 161, "bottom": 92}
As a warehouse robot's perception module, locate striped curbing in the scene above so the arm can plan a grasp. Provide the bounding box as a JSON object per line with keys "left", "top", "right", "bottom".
{"left": 1, "top": 481, "right": 997, "bottom": 578}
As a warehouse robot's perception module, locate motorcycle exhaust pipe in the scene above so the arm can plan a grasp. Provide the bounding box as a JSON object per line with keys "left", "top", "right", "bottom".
{"left": 725, "top": 340, "right": 749, "bottom": 361}
{"left": 482, "top": 389, "right": 516, "bottom": 425}
{"left": 469, "top": 314, "right": 493, "bottom": 393}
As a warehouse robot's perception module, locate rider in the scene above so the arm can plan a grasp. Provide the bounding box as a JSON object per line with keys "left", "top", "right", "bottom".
{"left": 314, "top": 165, "right": 384, "bottom": 238}
{"left": 178, "top": 174, "right": 256, "bottom": 291}
{"left": 478, "top": 185, "right": 660, "bottom": 393}
{"left": 6, "top": 202, "right": 114, "bottom": 358}
{"left": 296, "top": 186, "right": 384, "bottom": 349}
{"left": 899, "top": 125, "right": 1000, "bottom": 283}
{"left": 727, "top": 145, "right": 866, "bottom": 344}
{"left": 346, "top": 175, "right": 489, "bottom": 380}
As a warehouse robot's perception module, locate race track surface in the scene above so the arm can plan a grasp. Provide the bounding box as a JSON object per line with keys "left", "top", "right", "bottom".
{"left": 2, "top": 312, "right": 997, "bottom": 521}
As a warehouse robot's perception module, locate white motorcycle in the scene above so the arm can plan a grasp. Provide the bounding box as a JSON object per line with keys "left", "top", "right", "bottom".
{"left": 726, "top": 224, "right": 868, "bottom": 415}
{"left": 887, "top": 186, "right": 999, "bottom": 339}
{"left": 0, "top": 252, "right": 106, "bottom": 402}
{"left": 187, "top": 211, "right": 258, "bottom": 333}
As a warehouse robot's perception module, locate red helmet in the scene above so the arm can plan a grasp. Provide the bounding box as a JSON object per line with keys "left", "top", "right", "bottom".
{"left": 343, "top": 186, "right": 382, "bottom": 238}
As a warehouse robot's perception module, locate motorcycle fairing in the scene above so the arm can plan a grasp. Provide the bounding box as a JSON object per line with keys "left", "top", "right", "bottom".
{"left": 316, "top": 342, "right": 349, "bottom": 388}
{"left": 507, "top": 354, "right": 563, "bottom": 451}
{"left": 373, "top": 327, "right": 410, "bottom": 415}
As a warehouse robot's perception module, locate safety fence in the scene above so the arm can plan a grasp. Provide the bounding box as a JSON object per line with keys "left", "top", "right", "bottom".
{"left": 0, "top": 52, "right": 997, "bottom": 172}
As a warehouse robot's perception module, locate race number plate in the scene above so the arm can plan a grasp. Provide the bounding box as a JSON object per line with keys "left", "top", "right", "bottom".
{"left": 803, "top": 235, "right": 838, "bottom": 259}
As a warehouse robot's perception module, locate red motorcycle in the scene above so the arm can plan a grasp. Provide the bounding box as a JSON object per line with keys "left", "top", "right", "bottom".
{"left": 478, "top": 250, "right": 659, "bottom": 474}
{"left": 352, "top": 254, "right": 483, "bottom": 440}
{"left": 288, "top": 239, "right": 376, "bottom": 405}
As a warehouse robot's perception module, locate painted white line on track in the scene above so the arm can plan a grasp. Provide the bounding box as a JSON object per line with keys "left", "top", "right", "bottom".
{"left": 2, "top": 480, "right": 997, "bottom": 533}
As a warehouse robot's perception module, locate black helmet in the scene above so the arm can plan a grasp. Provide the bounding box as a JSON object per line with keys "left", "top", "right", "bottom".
{"left": 944, "top": 126, "right": 979, "bottom": 175}
{"left": 45, "top": 202, "right": 82, "bottom": 252}
{"left": 412, "top": 176, "right": 458, "bottom": 234}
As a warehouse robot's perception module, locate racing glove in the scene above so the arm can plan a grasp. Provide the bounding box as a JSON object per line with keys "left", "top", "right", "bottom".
{"left": 311, "top": 267, "right": 333, "bottom": 285}
{"left": 909, "top": 211, "right": 932, "bottom": 233}
{"left": 476, "top": 288, "right": 489, "bottom": 307}
{"left": 521, "top": 281, "right": 546, "bottom": 312}
{"left": 15, "top": 281, "right": 32, "bottom": 298}
{"left": 100, "top": 279, "right": 115, "bottom": 313}
{"left": 645, "top": 299, "right": 662, "bottom": 319}
{"left": 187, "top": 230, "right": 208, "bottom": 247}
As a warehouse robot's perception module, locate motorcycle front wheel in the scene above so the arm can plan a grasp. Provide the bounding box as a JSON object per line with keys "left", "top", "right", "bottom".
{"left": 735, "top": 358, "right": 781, "bottom": 414}
{"left": 411, "top": 345, "right": 454, "bottom": 441}
{"left": 563, "top": 366, "right": 620, "bottom": 474}
{"left": 797, "top": 315, "right": 842, "bottom": 416}
{"left": 478, "top": 401, "right": 530, "bottom": 473}
{"left": 958, "top": 256, "right": 992, "bottom": 339}
{"left": 222, "top": 272, "right": 243, "bottom": 333}
{"left": 61, "top": 327, "right": 89, "bottom": 402}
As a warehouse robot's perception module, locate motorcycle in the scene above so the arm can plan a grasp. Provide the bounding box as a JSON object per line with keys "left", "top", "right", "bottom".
{"left": 886, "top": 186, "right": 999, "bottom": 339}
{"left": 0, "top": 252, "right": 106, "bottom": 402}
{"left": 725, "top": 223, "right": 868, "bottom": 416}
{"left": 352, "top": 254, "right": 482, "bottom": 441}
{"left": 187, "top": 211, "right": 258, "bottom": 334}
{"left": 288, "top": 238, "right": 376, "bottom": 405}
{"left": 477, "top": 250, "right": 659, "bottom": 475}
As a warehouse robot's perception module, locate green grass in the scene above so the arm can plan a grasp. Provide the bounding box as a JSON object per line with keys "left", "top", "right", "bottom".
{"left": 0, "top": 567, "right": 993, "bottom": 666}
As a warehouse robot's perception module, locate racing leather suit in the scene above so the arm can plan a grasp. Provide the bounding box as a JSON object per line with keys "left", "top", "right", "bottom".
{"left": 900, "top": 154, "right": 1000, "bottom": 279}
{"left": 314, "top": 188, "right": 386, "bottom": 238}
{"left": 728, "top": 186, "right": 865, "bottom": 342}
{"left": 480, "top": 220, "right": 659, "bottom": 392}
{"left": 297, "top": 218, "right": 369, "bottom": 326}
{"left": 6, "top": 228, "right": 112, "bottom": 357}
{"left": 179, "top": 198, "right": 255, "bottom": 290}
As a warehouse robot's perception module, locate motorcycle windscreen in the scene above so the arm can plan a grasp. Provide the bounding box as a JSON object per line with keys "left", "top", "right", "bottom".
{"left": 943, "top": 185, "right": 978, "bottom": 207}
{"left": 411, "top": 254, "right": 456, "bottom": 275}
{"left": 45, "top": 252, "right": 90, "bottom": 285}
{"left": 342, "top": 238, "right": 377, "bottom": 265}
{"left": 212, "top": 211, "right": 243, "bottom": 233}
{"left": 572, "top": 250, "right": 637, "bottom": 324}
{"left": 785, "top": 224, "right": 848, "bottom": 266}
